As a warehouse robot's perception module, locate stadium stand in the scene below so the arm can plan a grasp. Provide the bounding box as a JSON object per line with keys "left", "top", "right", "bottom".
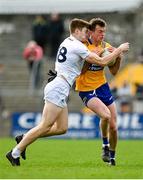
{"left": 0, "top": 1, "right": 143, "bottom": 137}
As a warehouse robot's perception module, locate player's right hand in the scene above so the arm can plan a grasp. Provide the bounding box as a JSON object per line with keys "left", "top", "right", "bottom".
{"left": 119, "top": 42, "right": 129, "bottom": 52}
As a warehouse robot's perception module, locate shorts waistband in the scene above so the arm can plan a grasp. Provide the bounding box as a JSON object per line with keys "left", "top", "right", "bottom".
{"left": 58, "top": 75, "right": 71, "bottom": 87}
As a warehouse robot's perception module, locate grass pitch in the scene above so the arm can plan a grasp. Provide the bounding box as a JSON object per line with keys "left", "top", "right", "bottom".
{"left": 0, "top": 138, "right": 143, "bottom": 179}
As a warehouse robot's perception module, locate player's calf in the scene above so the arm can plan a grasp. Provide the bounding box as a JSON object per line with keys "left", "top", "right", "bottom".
{"left": 15, "top": 134, "right": 26, "bottom": 160}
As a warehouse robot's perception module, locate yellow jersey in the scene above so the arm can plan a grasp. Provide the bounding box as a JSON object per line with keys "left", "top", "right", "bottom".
{"left": 75, "top": 40, "right": 111, "bottom": 91}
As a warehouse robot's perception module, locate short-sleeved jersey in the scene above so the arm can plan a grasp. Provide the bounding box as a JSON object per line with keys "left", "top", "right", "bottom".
{"left": 75, "top": 40, "right": 111, "bottom": 91}
{"left": 55, "top": 35, "right": 90, "bottom": 86}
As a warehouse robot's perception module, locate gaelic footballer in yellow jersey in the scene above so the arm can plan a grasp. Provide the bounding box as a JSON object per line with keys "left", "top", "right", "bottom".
{"left": 75, "top": 18, "right": 123, "bottom": 166}
{"left": 76, "top": 40, "right": 112, "bottom": 91}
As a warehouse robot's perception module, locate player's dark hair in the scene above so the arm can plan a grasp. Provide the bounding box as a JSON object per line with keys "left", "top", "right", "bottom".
{"left": 90, "top": 18, "right": 107, "bottom": 31}
{"left": 69, "top": 18, "right": 90, "bottom": 33}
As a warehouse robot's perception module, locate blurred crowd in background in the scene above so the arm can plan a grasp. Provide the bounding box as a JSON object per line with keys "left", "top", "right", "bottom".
{"left": 1, "top": 0, "right": 143, "bottom": 136}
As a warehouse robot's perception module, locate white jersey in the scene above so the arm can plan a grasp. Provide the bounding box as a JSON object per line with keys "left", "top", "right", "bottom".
{"left": 55, "top": 35, "right": 90, "bottom": 86}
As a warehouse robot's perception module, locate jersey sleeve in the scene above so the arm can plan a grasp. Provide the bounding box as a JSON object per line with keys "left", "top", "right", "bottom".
{"left": 75, "top": 43, "right": 90, "bottom": 59}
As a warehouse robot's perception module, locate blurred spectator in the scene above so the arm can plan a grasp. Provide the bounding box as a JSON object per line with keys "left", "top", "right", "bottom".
{"left": 135, "top": 83, "right": 143, "bottom": 100}
{"left": 32, "top": 15, "right": 49, "bottom": 54}
{"left": 135, "top": 51, "right": 143, "bottom": 99}
{"left": 48, "top": 13, "right": 65, "bottom": 58}
{"left": 23, "top": 41, "right": 43, "bottom": 90}
{"left": 117, "top": 81, "right": 133, "bottom": 113}
{"left": 117, "top": 80, "right": 132, "bottom": 98}
{"left": 110, "top": 85, "right": 118, "bottom": 99}
{"left": 119, "top": 99, "right": 133, "bottom": 113}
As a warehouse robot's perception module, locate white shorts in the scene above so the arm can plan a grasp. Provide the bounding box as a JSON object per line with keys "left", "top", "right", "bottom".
{"left": 44, "top": 77, "right": 71, "bottom": 108}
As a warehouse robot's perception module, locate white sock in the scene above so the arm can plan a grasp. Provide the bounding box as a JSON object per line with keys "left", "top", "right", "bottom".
{"left": 12, "top": 147, "right": 21, "bottom": 158}
{"left": 102, "top": 144, "right": 109, "bottom": 147}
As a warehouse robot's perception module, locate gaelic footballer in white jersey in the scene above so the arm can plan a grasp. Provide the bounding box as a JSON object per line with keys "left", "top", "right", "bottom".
{"left": 44, "top": 35, "right": 90, "bottom": 108}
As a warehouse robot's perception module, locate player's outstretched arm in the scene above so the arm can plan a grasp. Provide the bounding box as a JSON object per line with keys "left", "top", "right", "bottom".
{"left": 85, "top": 42, "right": 129, "bottom": 66}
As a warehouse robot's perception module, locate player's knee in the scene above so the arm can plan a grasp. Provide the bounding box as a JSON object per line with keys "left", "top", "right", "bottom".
{"left": 107, "top": 112, "right": 111, "bottom": 121}
{"left": 104, "top": 111, "right": 111, "bottom": 122}
{"left": 109, "top": 116, "right": 117, "bottom": 132}
{"left": 111, "top": 113, "right": 117, "bottom": 122}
